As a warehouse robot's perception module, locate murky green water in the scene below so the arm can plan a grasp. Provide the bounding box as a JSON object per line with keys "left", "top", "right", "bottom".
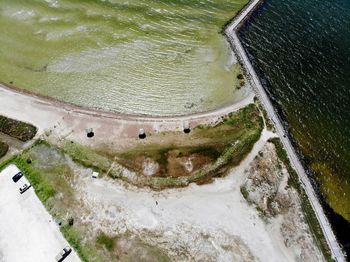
{"left": 0, "top": 0, "right": 247, "bottom": 115}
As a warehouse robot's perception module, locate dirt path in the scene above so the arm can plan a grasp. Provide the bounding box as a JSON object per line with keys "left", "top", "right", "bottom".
{"left": 76, "top": 129, "right": 304, "bottom": 261}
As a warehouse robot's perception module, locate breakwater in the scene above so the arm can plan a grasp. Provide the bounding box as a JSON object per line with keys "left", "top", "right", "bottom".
{"left": 238, "top": 0, "right": 350, "bottom": 256}
{"left": 225, "top": 0, "right": 346, "bottom": 260}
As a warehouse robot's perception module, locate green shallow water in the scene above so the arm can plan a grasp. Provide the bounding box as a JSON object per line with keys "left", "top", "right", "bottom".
{"left": 0, "top": 0, "right": 248, "bottom": 115}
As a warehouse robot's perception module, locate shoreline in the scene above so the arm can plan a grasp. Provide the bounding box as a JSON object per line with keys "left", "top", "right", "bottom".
{"left": 224, "top": 0, "right": 345, "bottom": 261}
{"left": 0, "top": 81, "right": 253, "bottom": 122}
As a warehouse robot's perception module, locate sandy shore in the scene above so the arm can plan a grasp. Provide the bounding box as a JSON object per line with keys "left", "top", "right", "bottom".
{"left": 0, "top": 83, "right": 254, "bottom": 148}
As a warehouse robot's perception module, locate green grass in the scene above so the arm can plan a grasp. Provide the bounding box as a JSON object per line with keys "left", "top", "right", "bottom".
{"left": 0, "top": 115, "right": 37, "bottom": 141}
{"left": 240, "top": 185, "right": 249, "bottom": 200}
{"left": 116, "top": 104, "right": 262, "bottom": 189}
{"left": 268, "top": 138, "right": 334, "bottom": 262}
{"left": 254, "top": 100, "right": 275, "bottom": 131}
{"left": 3, "top": 156, "right": 56, "bottom": 204}
{"left": 96, "top": 232, "right": 116, "bottom": 251}
{"left": 58, "top": 104, "right": 263, "bottom": 190}
{"left": 0, "top": 140, "right": 9, "bottom": 158}
{"left": 61, "top": 225, "right": 101, "bottom": 262}
{"left": 61, "top": 141, "right": 111, "bottom": 172}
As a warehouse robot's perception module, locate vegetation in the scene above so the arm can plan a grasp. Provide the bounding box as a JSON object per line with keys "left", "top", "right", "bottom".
{"left": 61, "top": 225, "right": 100, "bottom": 262}
{"left": 0, "top": 141, "right": 9, "bottom": 158}
{"left": 0, "top": 141, "right": 171, "bottom": 262}
{"left": 240, "top": 185, "right": 249, "bottom": 200}
{"left": 96, "top": 232, "right": 116, "bottom": 251}
{"left": 254, "top": 99, "right": 275, "bottom": 131}
{"left": 0, "top": 115, "right": 37, "bottom": 141}
{"left": 1, "top": 155, "right": 55, "bottom": 203}
{"left": 268, "top": 138, "right": 333, "bottom": 261}
{"left": 59, "top": 104, "right": 263, "bottom": 190}
{"left": 0, "top": 103, "right": 265, "bottom": 261}
{"left": 61, "top": 141, "right": 110, "bottom": 172}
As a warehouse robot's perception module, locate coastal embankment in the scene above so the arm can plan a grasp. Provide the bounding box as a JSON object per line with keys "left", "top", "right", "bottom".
{"left": 224, "top": 0, "right": 346, "bottom": 261}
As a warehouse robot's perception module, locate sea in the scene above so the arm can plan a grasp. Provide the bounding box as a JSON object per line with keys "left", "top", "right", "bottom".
{"left": 239, "top": 0, "right": 350, "bottom": 255}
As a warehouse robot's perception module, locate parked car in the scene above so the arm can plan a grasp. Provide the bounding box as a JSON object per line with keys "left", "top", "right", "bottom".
{"left": 19, "top": 183, "right": 31, "bottom": 194}
{"left": 12, "top": 172, "right": 23, "bottom": 183}
{"left": 55, "top": 246, "right": 71, "bottom": 262}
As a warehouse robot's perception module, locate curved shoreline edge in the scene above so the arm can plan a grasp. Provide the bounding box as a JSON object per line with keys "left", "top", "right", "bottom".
{"left": 0, "top": 81, "right": 253, "bottom": 122}
{"left": 224, "top": 0, "right": 346, "bottom": 261}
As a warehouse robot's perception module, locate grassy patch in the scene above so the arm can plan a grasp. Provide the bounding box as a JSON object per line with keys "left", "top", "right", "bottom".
{"left": 268, "top": 138, "right": 333, "bottom": 261}
{"left": 0, "top": 115, "right": 37, "bottom": 141}
{"left": 0, "top": 140, "right": 9, "bottom": 158}
{"left": 55, "top": 104, "right": 263, "bottom": 190}
{"left": 60, "top": 225, "right": 101, "bottom": 262}
{"left": 254, "top": 99, "right": 275, "bottom": 131}
{"left": 61, "top": 141, "right": 111, "bottom": 172}
{"left": 96, "top": 232, "right": 116, "bottom": 251}
{"left": 240, "top": 185, "right": 249, "bottom": 200}
{"left": 117, "top": 105, "right": 261, "bottom": 189}
{"left": 7, "top": 156, "right": 56, "bottom": 204}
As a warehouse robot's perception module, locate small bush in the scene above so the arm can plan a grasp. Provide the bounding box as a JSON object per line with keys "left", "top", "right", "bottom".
{"left": 240, "top": 186, "right": 249, "bottom": 200}
{"left": 0, "top": 115, "right": 37, "bottom": 141}
{"left": 0, "top": 141, "right": 9, "bottom": 158}
{"left": 237, "top": 73, "right": 244, "bottom": 80}
{"left": 96, "top": 232, "right": 115, "bottom": 251}
{"left": 68, "top": 217, "right": 74, "bottom": 226}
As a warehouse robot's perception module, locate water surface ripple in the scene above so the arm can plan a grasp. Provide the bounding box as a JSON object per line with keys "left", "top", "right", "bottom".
{"left": 239, "top": 0, "right": 350, "bottom": 253}
{"left": 0, "top": 0, "right": 248, "bottom": 115}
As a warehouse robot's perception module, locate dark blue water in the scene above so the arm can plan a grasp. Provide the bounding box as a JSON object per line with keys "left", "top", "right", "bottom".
{"left": 239, "top": 0, "right": 350, "bottom": 255}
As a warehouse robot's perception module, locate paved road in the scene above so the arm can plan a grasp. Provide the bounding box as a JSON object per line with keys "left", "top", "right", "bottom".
{"left": 0, "top": 165, "right": 81, "bottom": 262}
{"left": 225, "top": 1, "right": 346, "bottom": 261}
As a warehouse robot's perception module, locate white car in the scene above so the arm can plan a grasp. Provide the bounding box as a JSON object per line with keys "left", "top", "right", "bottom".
{"left": 19, "top": 183, "right": 31, "bottom": 194}
{"left": 55, "top": 246, "right": 72, "bottom": 262}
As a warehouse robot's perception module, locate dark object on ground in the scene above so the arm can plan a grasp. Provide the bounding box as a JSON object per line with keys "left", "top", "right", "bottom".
{"left": 183, "top": 121, "right": 191, "bottom": 134}
{"left": 19, "top": 183, "right": 31, "bottom": 194}
{"left": 68, "top": 217, "right": 74, "bottom": 226}
{"left": 55, "top": 246, "right": 72, "bottom": 262}
{"left": 26, "top": 158, "right": 32, "bottom": 164}
{"left": 139, "top": 128, "right": 146, "bottom": 139}
{"left": 183, "top": 128, "right": 191, "bottom": 134}
{"left": 12, "top": 172, "right": 23, "bottom": 183}
{"left": 87, "top": 131, "right": 94, "bottom": 138}
{"left": 0, "top": 115, "right": 37, "bottom": 141}
{"left": 86, "top": 128, "right": 94, "bottom": 138}
{"left": 237, "top": 73, "right": 244, "bottom": 80}
{"left": 0, "top": 141, "right": 9, "bottom": 158}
